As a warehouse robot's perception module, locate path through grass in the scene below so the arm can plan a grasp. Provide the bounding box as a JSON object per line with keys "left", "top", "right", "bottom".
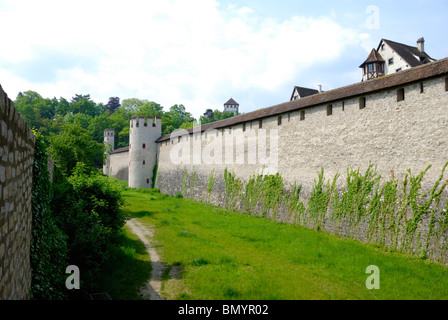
{"left": 122, "top": 188, "right": 448, "bottom": 300}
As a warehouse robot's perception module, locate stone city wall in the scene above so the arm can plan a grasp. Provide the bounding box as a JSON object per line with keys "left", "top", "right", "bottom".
{"left": 0, "top": 85, "right": 35, "bottom": 299}
{"left": 156, "top": 72, "right": 448, "bottom": 264}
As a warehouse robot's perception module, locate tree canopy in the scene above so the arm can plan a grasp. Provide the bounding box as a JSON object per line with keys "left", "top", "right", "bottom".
{"left": 14, "top": 91, "right": 237, "bottom": 161}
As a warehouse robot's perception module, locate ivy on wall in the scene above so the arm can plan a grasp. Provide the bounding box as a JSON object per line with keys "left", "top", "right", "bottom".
{"left": 181, "top": 162, "right": 448, "bottom": 265}
{"left": 30, "top": 131, "right": 68, "bottom": 300}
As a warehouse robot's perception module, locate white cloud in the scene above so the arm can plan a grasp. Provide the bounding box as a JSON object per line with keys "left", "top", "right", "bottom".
{"left": 0, "top": 0, "right": 360, "bottom": 118}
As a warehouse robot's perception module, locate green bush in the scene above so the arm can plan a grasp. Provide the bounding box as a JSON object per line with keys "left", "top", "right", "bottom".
{"left": 50, "top": 162, "right": 126, "bottom": 295}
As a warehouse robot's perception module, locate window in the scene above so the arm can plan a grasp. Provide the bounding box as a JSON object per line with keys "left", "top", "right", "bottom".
{"left": 142, "top": 143, "right": 146, "bottom": 149}
{"left": 277, "top": 115, "right": 282, "bottom": 125}
{"left": 342, "top": 101, "right": 345, "bottom": 112}
{"left": 397, "top": 88, "right": 405, "bottom": 102}
{"left": 359, "top": 97, "right": 366, "bottom": 109}
{"left": 146, "top": 178, "right": 150, "bottom": 184}
{"left": 144, "top": 121, "right": 147, "bottom": 127}
{"left": 381, "top": 44, "right": 385, "bottom": 51}
{"left": 243, "top": 123, "right": 246, "bottom": 132}
{"left": 259, "top": 119, "right": 262, "bottom": 129}
{"left": 396, "top": 68, "right": 402, "bottom": 73}
{"left": 143, "top": 160, "right": 145, "bottom": 165}
{"left": 388, "top": 58, "right": 394, "bottom": 65}
{"left": 420, "top": 82, "right": 424, "bottom": 93}
{"left": 368, "top": 64, "right": 374, "bottom": 72}
{"left": 300, "top": 110, "right": 305, "bottom": 121}
{"left": 327, "top": 104, "right": 333, "bottom": 116}
{"left": 178, "top": 136, "right": 181, "bottom": 143}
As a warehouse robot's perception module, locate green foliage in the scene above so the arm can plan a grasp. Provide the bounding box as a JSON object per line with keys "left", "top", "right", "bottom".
{"left": 307, "top": 168, "right": 338, "bottom": 230}
{"left": 206, "top": 169, "right": 215, "bottom": 203}
{"left": 175, "top": 192, "right": 184, "bottom": 198}
{"left": 68, "top": 163, "right": 126, "bottom": 233}
{"left": 182, "top": 169, "right": 189, "bottom": 197}
{"left": 224, "top": 168, "right": 244, "bottom": 210}
{"left": 122, "top": 188, "right": 448, "bottom": 300}
{"left": 31, "top": 131, "right": 68, "bottom": 300}
{"left": 200, "top": 109, "right": 236, "bottom": 125}
{"left": 195, "top": 163, "right": 448, "bottom": 265}
{"left": 162, "top": 104, "right": 195, "bottom": 136}
{"left": 152, "top": 160, "right": 159, "bottom": 188}
{"left": 48, "top": 122, "right": 105, "bottom": 176}
{"left": 51, "top": 163, "right": 127, "bottom": 295}
{"left": 190, "top": 168, "right": 197, "bottom": 199}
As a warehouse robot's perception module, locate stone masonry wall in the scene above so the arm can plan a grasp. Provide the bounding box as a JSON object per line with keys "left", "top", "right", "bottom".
{"left": 0, "top": 85, "right": 35, "bottom": 300}
{"left": 156, "top": 74, "right": 448, "bottom": 264}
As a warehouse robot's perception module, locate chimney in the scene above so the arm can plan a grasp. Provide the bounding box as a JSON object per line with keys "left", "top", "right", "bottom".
{"left": 317, "top": 85, "right": 322, "bottom": 93}
{"left": 417, "top": 37, "right": 425, "bottom": 53}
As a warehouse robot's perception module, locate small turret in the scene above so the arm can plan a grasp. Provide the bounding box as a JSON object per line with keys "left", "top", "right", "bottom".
{"left": 224, "top": 98, "right": 239, "bottom": 115}
{"left": 103, "top": 128, "right": 115, "bottom": 175}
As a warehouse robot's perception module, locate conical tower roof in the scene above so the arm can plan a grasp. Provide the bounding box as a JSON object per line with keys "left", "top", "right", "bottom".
{"left": 359, "top": 48, "right": 385, "bottom": 68}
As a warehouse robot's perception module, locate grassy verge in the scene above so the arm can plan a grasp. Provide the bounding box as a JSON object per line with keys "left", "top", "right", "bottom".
{"left": 121, "top": 188, "right": 448, "bottom": 300}
{"left": 96, "top": 227, "right": 152, "bottom": 300}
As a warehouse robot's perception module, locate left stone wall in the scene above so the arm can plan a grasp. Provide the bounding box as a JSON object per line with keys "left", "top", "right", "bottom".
{"left": 0, "top": 85, "right": 35, "bottom": 299}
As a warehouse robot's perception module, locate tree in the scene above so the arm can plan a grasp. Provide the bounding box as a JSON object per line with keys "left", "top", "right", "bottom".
{"left": 199, "top": 109, "right": 235, "bottom": 124}
{"left": 162, "top": 104, "right": 195, "bottom": 135}
{"left": 55, "top": 97, "right": 71, "bottom": 115}
{"left": 133, "top": 101, "right": 164, "bottom": 117}
{"left": 14, "top": 91, "right": 56, "bottom": 130}
{"left": 121, "top": 98, "right": 147, "bottom": 116}
{"left": 48, "top": 122, "right": 105, "bottom": 176}
{"left": 105, "top": 97, "right": 121, "bottom": 115}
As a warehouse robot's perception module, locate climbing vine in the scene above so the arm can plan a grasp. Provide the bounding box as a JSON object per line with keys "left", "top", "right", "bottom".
{"left": 180, "top": 162, "right": 448, "bottom": 265}
{"left": 31, "top": 131, "right": 68, "bottom": 300}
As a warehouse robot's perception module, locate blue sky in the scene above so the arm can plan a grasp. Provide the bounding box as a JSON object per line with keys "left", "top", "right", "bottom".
{"left": 0, "top": 0, "right": 447, "bottom": 119}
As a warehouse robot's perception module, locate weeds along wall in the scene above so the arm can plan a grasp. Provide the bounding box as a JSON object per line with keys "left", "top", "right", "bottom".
{"left": 0, "top": 85, "right": 35, "bottom": 299}
{"left": 156, "top": 60, "right": 448, "bottom": 265}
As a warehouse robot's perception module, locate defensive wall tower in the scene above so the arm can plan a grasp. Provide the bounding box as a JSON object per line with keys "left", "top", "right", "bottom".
{"left": 129, "top": 115, "right": 162, "bottom": 189}
{"left": 103, "top": 128, "right": 115, "bottom": 175}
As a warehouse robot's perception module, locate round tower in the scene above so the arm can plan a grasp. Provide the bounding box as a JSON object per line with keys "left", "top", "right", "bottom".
{"left": 128, "top": 115, "right": 162, "bottom": 189}
{"left": 103, "top": 128, "right": 115, "bottom": 175}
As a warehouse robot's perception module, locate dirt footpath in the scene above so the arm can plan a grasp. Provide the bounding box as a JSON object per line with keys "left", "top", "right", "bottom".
{"left": 126, "top": 218, "right": 166, "bottom": 300}
{"left": 125, "top": 218, "right": 185, "bottom": 300}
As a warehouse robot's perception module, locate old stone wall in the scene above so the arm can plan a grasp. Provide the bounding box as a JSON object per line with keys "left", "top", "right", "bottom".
{"left": 158, "top": 75, "right": 448, "bottom": 195}
{"left": 109, "top": 150, "right": 129, "bottom": 182}
{"left": 0, "top": 85, "right": 35, "bottom": 299}
{"left": 156, "top": 73, "right": 448, "bottom": 264}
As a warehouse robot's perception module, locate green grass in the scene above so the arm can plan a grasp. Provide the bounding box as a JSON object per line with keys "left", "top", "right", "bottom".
{"left": 97, "top": 228, "right": 152, "bottom": 300}
{"left": 121, "top": 188, "right": 448, "bottom": 300}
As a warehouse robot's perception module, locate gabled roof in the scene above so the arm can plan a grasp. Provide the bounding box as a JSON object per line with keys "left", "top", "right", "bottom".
{"left": 379, "top": 38, "right": 436, "bottom": 67}
{"left": 359, "top": 48, "right": 385, "bottom": 67}
{"left": 224, "top": 98, "right": 239, "bottom": 105}
{"left": 290, "top": 86, "right": 320, "bottom": 101}
{"left": 156, "top": 57, "right": 448, "bottom": 143}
